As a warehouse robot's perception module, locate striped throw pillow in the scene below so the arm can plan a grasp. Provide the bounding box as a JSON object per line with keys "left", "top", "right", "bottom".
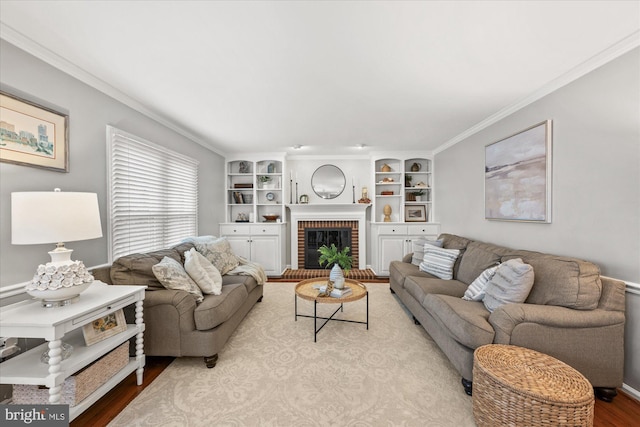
{"left": 411, "top": 239, "right": 444, "bottom": 266}
{"left": 462, "top": 264, "right": 499, "bottom": 301}
{"left": 419, "top": 246, "right": 460, "bottom": 280}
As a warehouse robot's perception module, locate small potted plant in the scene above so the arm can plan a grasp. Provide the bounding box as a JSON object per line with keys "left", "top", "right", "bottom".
{"left": 412, "top": 189, "right": 425, "bottom": 202}
{"left": 259, "top": 175, "right": 273, "bottom": 189}
{"left": 318, "top": 244, "right": 353, "bottom": 288}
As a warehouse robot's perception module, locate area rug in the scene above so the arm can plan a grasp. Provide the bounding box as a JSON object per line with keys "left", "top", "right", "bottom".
{"left": 109, "top": 282, "right": 475, "bottom": 426}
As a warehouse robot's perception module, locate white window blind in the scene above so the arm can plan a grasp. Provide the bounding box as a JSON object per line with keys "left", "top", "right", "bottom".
{"left": 107, "top": 126, "right": 198, "bottom": 262}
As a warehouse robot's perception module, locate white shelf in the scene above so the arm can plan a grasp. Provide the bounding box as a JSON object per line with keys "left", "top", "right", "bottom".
{"left": 0, "top": 282, "right": 145, "bottom": 416}
{"left": 0, "top": 325, "right": 141, "bottom": 386}
{"left": 226, "top": 157, "right": 286, "bottom": 223}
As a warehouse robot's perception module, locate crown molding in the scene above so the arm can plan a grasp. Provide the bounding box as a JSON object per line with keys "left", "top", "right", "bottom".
{"left": 0, "top": 22, "right": 225, "bottom": 157}
{"left": 434, "top": 30, "right": 640, "bottom": 155}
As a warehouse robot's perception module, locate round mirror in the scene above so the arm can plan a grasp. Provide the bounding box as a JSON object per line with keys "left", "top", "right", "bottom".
{"left": 311, "top": 164, "right": 346, "bottom": 199}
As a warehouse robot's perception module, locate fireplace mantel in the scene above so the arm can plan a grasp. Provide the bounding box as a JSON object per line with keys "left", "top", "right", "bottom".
{"left": 288, "top": 204, "right": 371, "bottom": 270}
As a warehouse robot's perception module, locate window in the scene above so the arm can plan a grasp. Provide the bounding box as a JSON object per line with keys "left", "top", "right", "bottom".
{"left": 107, "top": 126, "right": 198, "bottom": 262}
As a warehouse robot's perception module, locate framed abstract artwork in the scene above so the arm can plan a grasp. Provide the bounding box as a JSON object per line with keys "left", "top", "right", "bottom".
{"left": 0, "top": 91, "right": 69, "bottom": 172}
{"left": 485, "top": 120, "right": 552, "bottom": 222}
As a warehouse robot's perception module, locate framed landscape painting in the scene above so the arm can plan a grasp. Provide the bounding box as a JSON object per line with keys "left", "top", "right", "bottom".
{"left": 485, "top": 120, "right": 552, "bottom": 222}
{"left": 0, "top": 91, "right": 69, "bottom": 172}
{"left": 405, "top": 205, "right": 427, "bottom": 222}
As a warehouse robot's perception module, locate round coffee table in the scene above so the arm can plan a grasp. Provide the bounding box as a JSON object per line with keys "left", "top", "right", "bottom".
{"left": 295, "top": 278, "right": 368, "bottom": 342}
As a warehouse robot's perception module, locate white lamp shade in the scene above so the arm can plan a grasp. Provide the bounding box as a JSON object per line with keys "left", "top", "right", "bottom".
{"left": 12, "top": 191, "right": 103, "bottom": 245}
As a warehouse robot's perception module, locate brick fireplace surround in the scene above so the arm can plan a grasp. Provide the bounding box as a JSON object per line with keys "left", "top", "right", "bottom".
{"left": 297, "top": 220, "right": 359, "bottom": 269}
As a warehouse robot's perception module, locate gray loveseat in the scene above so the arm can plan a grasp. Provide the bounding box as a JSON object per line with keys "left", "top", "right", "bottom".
{"left": 389, "top": 233, "right": 626, "bottom": 402}
{"left": 92, "top": 242, "right": 263, "bottom": 368}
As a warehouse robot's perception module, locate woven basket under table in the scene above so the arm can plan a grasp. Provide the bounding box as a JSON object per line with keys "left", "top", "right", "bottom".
{"left": 473, "top": 344, "right": 594, "bottom": 427}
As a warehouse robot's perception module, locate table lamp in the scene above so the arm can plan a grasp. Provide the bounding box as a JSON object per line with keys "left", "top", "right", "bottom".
{"left": 11, "top": 188, "right": 103, "bottom": 307}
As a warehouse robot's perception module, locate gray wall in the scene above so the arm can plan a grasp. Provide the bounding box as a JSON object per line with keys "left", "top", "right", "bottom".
{"left": 435, "top": 48, "right": 640, "bottom": 392}
{"left": 0, "top": 40, "right": 226, "bottom": 288}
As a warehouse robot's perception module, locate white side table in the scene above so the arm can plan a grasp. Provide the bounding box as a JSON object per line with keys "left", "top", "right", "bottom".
{"left": 0, "top": 281, "right": 146, "bottom": 421}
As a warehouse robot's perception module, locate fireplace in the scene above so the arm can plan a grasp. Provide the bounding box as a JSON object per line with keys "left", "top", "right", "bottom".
{"left": 304, "top": 227, "right": 352, "bottom": 269}
{"left": 298, "top": 220, "right": 359, "bottom": 269}
{"left": 288, "top": 204, "right": 369, "bottom": 270}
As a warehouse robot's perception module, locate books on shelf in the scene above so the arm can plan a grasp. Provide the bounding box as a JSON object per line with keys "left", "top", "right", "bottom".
{"left": 312, "top": 284, "right": 352, "bottom": 298}
{"left": 233, "top": 191, "right": 253, "bottom": 204}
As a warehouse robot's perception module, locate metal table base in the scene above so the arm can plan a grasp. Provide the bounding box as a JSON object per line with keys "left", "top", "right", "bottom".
{"left": 295, "top": 292, "right": 369, "bottom": 342}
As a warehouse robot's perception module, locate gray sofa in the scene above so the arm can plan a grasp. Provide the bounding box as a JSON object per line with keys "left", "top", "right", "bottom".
{"left": 92, "top": 242, "right": 263, "bottom": 368}
{"left": 389, "top": 233, "right": 626, "bottom": 402}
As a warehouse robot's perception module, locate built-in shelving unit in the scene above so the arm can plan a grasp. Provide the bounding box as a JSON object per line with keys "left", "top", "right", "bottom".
{"left": 223, "top": 154, "right": 287, "bottom": 276}
{"left": 226, "top": 156, "right": 286, "bottom": 224}
{"left": 371, "top": 154, "right": 433, "bottom": 223}
{"left": 370, "top": 152, "right": 439, "bottom": 276}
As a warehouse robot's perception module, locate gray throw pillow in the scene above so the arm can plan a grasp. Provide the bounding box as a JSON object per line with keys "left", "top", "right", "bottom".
{"left": 483, "top": 258, "right": 534, "bottom": 312}
{"left": 152, "top": 256, "right": 204, "bottom": 303}
{"left": 195, "top": 237, "right": 239, "bottom": 275}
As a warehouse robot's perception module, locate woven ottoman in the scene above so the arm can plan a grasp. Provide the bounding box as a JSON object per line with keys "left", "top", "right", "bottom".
{"left": 473, "top": 344, "right": 594, "bottom": 427}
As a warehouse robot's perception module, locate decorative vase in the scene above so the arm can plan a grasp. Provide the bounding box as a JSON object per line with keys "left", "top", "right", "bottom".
{"left": 329, "top": 264, "right": 345, "bottom": 289}
{"left": 383, "top": 204, "right": 392, "bottom": 222}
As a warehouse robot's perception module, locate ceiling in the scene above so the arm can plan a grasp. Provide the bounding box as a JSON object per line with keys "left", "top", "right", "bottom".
{"left": 1, "top": 1, "right": 638, "bottom": 156}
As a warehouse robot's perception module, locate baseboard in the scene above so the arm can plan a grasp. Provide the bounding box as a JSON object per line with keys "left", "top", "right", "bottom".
{"left": 622, "top": 383, "right": 640, "bottom": 401}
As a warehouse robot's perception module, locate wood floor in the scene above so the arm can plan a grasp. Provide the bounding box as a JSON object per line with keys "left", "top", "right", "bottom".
{"left": 71, "top": 356, "right": 640, "bottom": 427}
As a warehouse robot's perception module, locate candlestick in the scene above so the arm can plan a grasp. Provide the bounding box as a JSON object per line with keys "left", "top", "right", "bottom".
{"left": 295, "top": 182, "right": 299, "bottom": 204}
{"left": 352, "top": 184, "right": 356, "bottom": 203}
{"left": 289, "top": 178, "right": 293, "bottom": 204}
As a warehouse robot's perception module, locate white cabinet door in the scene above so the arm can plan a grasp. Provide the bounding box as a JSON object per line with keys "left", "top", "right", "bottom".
{"left": 251, "top": 235, "right": 279, "bottom": 275}
{"left": 225, "top": 235, "right": 251, "bottom": 260}
{"left": 378, "top": 235, "right": 407, "bottom": 276}
{"left": 221, "top": 223, "right": 285, "bottom": 276}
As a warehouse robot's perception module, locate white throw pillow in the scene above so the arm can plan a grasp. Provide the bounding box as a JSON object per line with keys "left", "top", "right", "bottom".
{"left": 152, "top": 256, "right": 204, "bottom": 303}
{"left": 411, "top": 239, "right": 444, "bottom": 266}
{"left": 184, "top": 248, "right": 222, "bottom": 295}
{"left": 419, "top": 246, "right": 460, "bottom": 280}
{"left": 195, "top": 237, "right": 239, "bottom": 275}
{"left": 462, "top": 264, "right": 499, "bottom": 301}
{"left": 483, "top": 258, "right": 535, "bottom": 312}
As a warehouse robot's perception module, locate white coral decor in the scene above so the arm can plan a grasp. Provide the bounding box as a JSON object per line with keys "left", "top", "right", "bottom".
{"left": 26, "top": 261, "right": 94, "bottom": 291}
